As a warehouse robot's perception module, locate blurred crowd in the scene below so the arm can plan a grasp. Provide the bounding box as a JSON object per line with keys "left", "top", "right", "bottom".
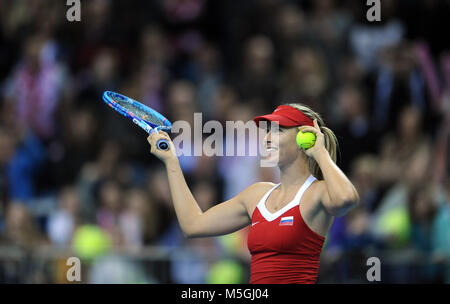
{"left": 0, "top": 0, "right": 449, "bottom": 283}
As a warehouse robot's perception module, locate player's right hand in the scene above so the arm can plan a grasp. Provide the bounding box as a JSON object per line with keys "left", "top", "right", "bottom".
{"left": 147, "top": 130, "right": 177, "bottom": 164}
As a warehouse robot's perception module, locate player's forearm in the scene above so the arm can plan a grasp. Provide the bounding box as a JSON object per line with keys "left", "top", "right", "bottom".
{"left": 314, "top": 147, "right": 359, "bottom": 216}
{"left": 164, "top": 158, "right": 203, "bottom": 235}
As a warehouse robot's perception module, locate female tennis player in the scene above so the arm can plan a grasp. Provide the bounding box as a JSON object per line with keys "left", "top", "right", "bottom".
{"left": 147, "top": 103, "right": 359, "bottom": 284}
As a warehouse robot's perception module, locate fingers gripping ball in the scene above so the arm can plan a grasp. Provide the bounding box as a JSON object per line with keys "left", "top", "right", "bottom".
{"left": 296, "top": 131, "right": 316, "bottom": 150}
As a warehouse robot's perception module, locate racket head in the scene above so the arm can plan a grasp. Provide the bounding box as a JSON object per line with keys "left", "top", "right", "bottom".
{"left": 102, "top": 91, "right": 172, "bottom": 132}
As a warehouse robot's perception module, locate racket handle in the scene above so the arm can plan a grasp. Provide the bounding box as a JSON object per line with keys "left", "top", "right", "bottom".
{"left": 156, "top": 139, "right": 170, "bottom": 151}
{"left": 150, "top": 127, "right": 170, "bottom": 150}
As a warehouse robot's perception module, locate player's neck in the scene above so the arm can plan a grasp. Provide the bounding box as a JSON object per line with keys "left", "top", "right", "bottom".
{"left": 278, "top": 157, "right": 311, "bottom": 191}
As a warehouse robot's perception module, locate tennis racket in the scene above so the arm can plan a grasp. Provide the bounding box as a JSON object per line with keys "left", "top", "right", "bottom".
{"left": 102, "top": 91, "right": 172, "bottom": 151}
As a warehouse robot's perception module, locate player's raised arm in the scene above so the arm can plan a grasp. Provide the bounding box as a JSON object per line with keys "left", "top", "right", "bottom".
{"left": 299, "top": 119, "right": 359, "bottom": 217}
{"left": 147, "top": 130, "right": 252, "bottom": 238}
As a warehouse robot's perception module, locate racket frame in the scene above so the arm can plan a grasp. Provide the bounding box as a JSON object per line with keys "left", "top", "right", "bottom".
{"left": 102, "top": 91, "right": 172, "bottom": 150}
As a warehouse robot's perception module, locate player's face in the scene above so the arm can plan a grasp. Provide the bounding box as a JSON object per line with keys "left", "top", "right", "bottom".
{"left": 263, "top": 124, "right": 301, "bottom": 166}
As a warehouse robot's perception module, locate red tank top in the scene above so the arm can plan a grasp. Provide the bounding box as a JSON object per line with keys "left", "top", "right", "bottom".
{"left": 247, "top": 175, "right": 325, "bottom": 284}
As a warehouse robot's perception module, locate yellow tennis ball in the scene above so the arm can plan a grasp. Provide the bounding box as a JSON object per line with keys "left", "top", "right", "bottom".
{"left": 72, "top": 225, "right": 111, "bottom": 262}
{"left": 296, "top": 131, "right": 316, "bottom": 150}
{"left": 206, "top": 260, "right": 244, "bottom": 284}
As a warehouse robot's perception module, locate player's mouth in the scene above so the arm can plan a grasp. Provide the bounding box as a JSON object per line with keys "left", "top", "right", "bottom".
{"left": 265, "top": 145, "right": 278, "bottom": 153}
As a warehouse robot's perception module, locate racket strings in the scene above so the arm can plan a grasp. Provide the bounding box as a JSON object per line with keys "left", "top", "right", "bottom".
{"left": 111, "top": 94, "right": 167, "bottom": 127}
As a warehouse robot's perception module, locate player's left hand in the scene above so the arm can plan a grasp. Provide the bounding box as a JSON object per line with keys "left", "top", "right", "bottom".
{"left": 298, "top": 119, "right": 327, "bottom": 159}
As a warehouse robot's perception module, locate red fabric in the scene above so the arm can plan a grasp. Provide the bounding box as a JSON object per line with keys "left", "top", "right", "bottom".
{"left": 253, "top": 105, "right": 314, "bottom": 127}
{"left": 247, "top": 205, "right": 325, "bottom": 284}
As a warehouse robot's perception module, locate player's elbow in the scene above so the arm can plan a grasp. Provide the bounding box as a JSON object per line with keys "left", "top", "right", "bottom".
{"left": 182, "top": 228, "right": 192, "bottom": 238}
{"left": 181, "top": 224, "right": 204, "bottom": 238}
{"left": 180, "top": 212, "right": 206, "bottom": 238}
{"left": 181, "top": 226, "right": 196, "bottom": 238}
{"left": 328, "top": 195, "right": 359, "bottom": 217}
{"left": 183, "top": 230, "right": 202, "bottom": 239}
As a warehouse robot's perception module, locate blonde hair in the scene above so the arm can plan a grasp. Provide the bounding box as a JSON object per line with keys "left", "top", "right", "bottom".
{"left": 285, "top": 103, "right": 339, "bottom": 180}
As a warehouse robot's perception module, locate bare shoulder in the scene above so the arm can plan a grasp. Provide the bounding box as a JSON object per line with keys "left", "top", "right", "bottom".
{"left": 243, "top": 182, "right": 276, "bottom": 197}
{"left": 241, "top": 182, "right": 277, "bottom": 217}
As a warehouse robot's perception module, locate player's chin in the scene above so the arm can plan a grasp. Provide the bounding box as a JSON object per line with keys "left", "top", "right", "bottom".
{"left": 261, "top": 151, "right": 279, "bottom": 164}
{"left": 269, "top": 151, "right": 297, "bottom": 166}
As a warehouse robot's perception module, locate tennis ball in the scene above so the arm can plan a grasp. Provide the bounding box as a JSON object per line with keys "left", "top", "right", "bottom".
{"left": 296, "top": 131, "right": 316, "bottom": 150}
{"left": 207, "top": 260, "right": 244, "bottom": 284}
{"left": 378, "top": 207, "right": 411, "bottom": 247}
{"left": 72, "top": 225, "right": 112, "bottom": 262}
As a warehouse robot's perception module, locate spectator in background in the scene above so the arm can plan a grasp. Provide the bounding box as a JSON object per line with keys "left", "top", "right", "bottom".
{"left": 190, "top": 42, "right": 223, "bottom": 120}
{"left": 189, "top": 153, "right": 222, "bottom": 190}
{"left": 371, "top": 141, "right": 432, "bottom": 249}
{"left": 74, "top": 140, "right": 123, "bottom": 222}
{"left": 2, "top": 34, "right": 68, "bottom": 141}
{"left": 431, "top": 179, "right": 450, "bottom": 283}
{"left": 166, "top": 80, "right": 198, "bottom": 125}
{"left": 0, "top": 202, "right": 48, "bottom": 283}
{"left": 333, "top": 85, "right": 377, "bottom": 173}
{"left": 1, "top": 203, "right": 47, "bottom": 249}
{"left": 146, "top": 166, "right": 175, "bottom": 242}
{"left": 277, "top": 46, "right": 329, "bottom": 112}
{"left": 235, "top": 36, "right": 277, "bottom": 109}
{"left": 336, "top": 56, "right": 366, "bottom": 88}
{"left": 48, "top": 105, "right": 100, "bottom": 187}
{"left": 349, "top": 155, "right": 383, "bottom": 213}
{"left": 209, "top": 85, "right": 239, "bottom": 124}
{"left": 308, "top": 0, "right": 351, "bottom": 88}
{"left": 0, "top": 127, "right": 16, "bottom": 206}
{"left": 124, "top": 25, "right": 171, "bottom": 114}
{"left": 96, "top": 179, "right": 122, "bottom": 235}
{"left": 75, "top": 47, "right": 120, "bottom": 102}
{"left": 122, "top": 25, "right": 170, "bottom": 114}
{"left": 139, "top": 25, "right": 170, "bottom": 66}
{"left": 119, "top": 188, "right": 160, "bottom": 249}
{"left": 377, "top": 106, "right": 430, "bottom": 189}
{"left": 369, "top": 42, "right": 428, "bottom": 135}
{"left": 74, "top": 0, "right": 113, "bottom": 66}
{"left": 0, "top": 126, "right": 46, "bottom": 202}
{"left": 273, "top": 3, "right": 312, "bottom": 68}
{"left": 348, "top": 0, "right": 404, "bottom": 72}
{"left": 407, "top": 182, "right": 444, "bottom": 282}
{"left": 408, "top": 183, "right": 439, "bottom": 253}
{"left": 124, "top": 62, "right": 168, "bottom": 115}
{"left": 47, "top": 186, "right": 81, "bottom": 247}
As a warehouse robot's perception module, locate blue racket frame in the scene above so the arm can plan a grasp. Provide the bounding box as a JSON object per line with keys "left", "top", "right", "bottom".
{"left": 102, "top": 91, "right": 172, "bottom": 150}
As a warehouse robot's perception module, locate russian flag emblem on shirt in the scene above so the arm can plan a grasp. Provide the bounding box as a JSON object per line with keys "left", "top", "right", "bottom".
{"left": 279, "top": 216, "right": 294, "bottom": 226}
